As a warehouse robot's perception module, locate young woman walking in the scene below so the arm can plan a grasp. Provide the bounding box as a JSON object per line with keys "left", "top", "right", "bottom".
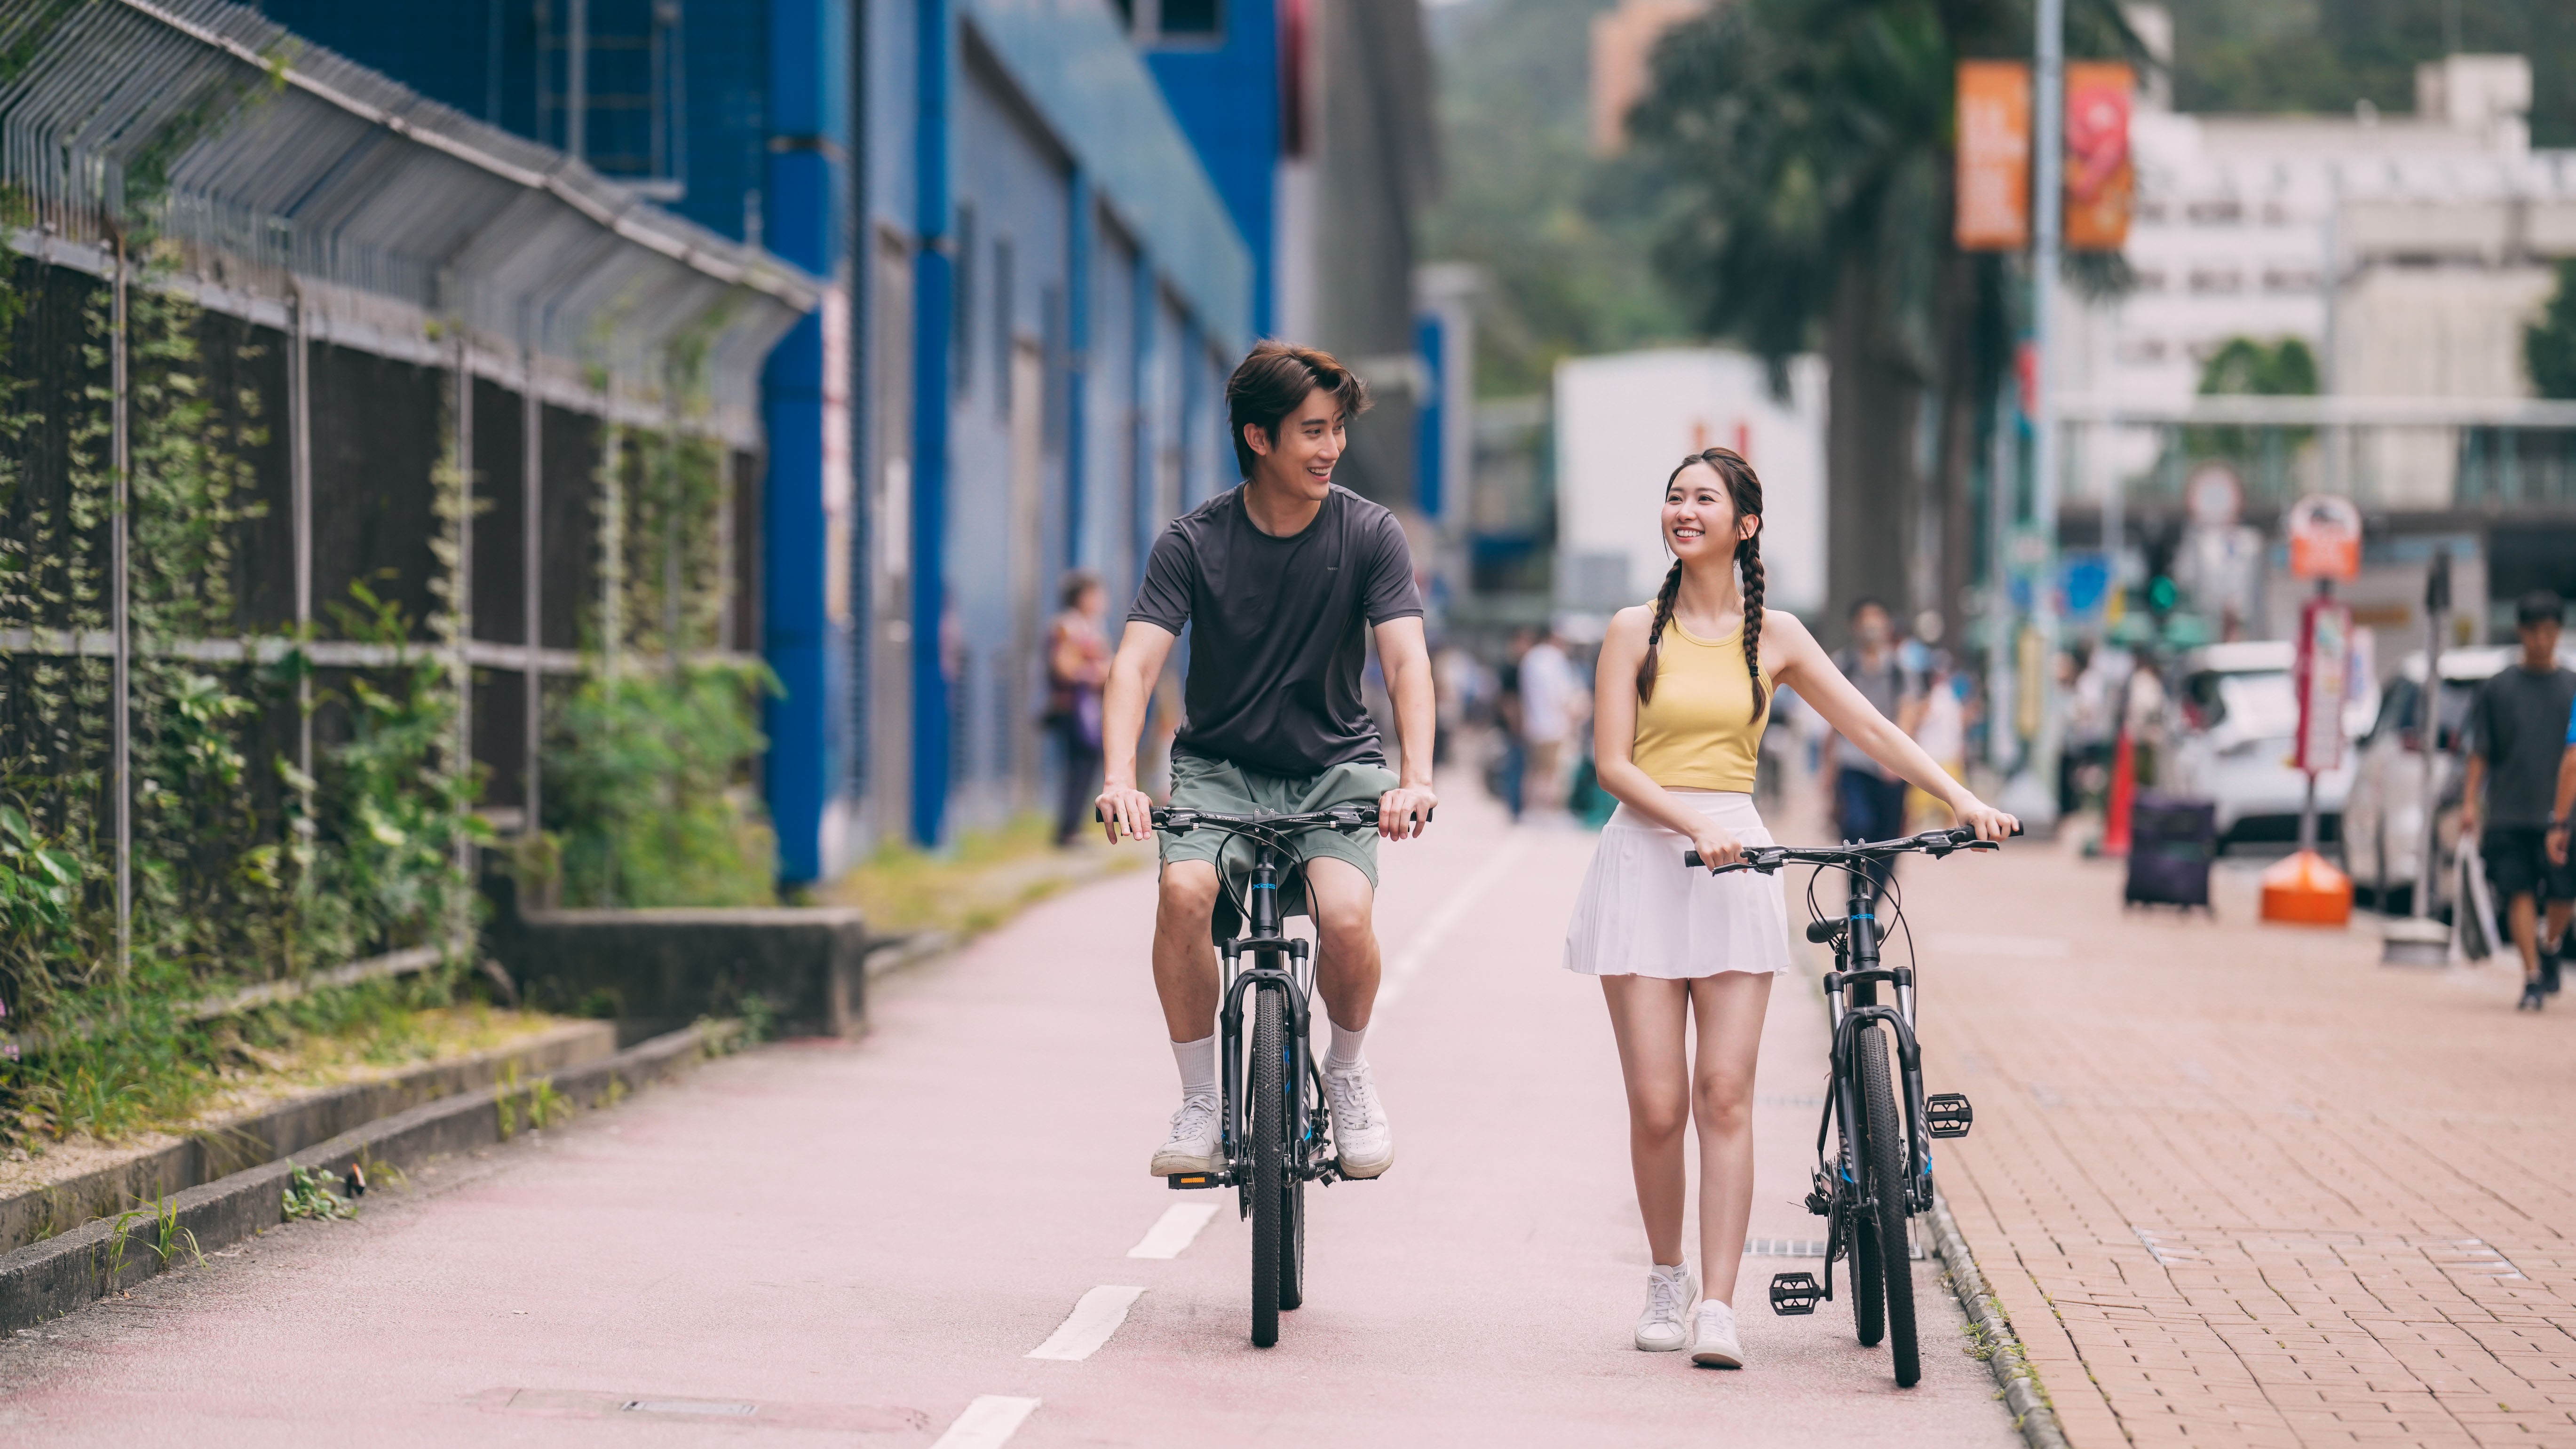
{"left": 1563, "top": 448, "right": 2016, "bottom": 1368}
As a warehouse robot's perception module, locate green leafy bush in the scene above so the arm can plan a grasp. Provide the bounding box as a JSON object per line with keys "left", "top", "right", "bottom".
{"left": 543, "top": 663, "right": 778, "bottom": 909}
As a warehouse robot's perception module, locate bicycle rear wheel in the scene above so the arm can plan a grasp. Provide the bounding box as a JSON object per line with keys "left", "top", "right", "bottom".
{"left": 1249, "top": 988, "right": 1288, "bottom": 1347}
{"left": 1859, "top": 1025, "right": 1920, "bottom": 1386}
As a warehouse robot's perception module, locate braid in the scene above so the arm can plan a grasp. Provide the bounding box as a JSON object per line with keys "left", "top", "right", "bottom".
{"left": 1635, "top": 558, "right": 1684, "bottom": 703}
{"left": 1739, "top": 532, "right": 1769, "bottom": 723}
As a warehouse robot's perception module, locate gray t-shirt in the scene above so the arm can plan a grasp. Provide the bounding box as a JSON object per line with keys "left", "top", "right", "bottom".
{"left": 2469, "top": 663, "right": 2576, "bottom": 829}
{"left": 1830, "top": 646, "right": 1924, "bottom": 781}
{"left": 1129, "top": 483, "right": 1423, "bottom": 778}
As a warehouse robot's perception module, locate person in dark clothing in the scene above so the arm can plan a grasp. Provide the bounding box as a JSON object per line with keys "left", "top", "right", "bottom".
{"left": 1095, "top": 340, "right": 1439, "bottom": 1183}
{"left": 1043, "top": 570, "right": 1111, "bottom": 847}
{"left": 2464, "top": 590, "right": 2576, "bottom": 1011}
{"left": 1821, "top": 598, "right": 1924, "bottom": 898}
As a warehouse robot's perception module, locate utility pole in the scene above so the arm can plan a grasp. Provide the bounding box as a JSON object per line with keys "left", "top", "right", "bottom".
{"left": 2007, "top": 0, "right": 2067, "bottom": 831}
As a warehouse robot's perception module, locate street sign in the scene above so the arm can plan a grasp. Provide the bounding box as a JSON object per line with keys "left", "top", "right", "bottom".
{"left": 2294, "top": 593, "right": 2352, "bottom": 775}
{"left": 2285, "top": 493, "right": 2362, "bottom": 581}
{"left": 1956, "top": 62, "right": 2031, "bottom": 251}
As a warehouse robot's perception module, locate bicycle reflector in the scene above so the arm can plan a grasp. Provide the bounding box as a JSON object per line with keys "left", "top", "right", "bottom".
{"left": 1925, "top": 1093, "right": 1974, "bottom": 1139}
{"left": 1166, "top": 1173, "right": 1217, "bottom": 1190}
{"left": 1769, "top": 1272, "right": 1822, "bottom": 1315}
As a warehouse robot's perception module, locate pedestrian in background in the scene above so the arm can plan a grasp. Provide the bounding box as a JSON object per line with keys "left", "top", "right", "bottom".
{"left": 1906, "top": 650, "right": 1967, "bottom": 830}
{"left": 2463, "top": 590, "right": 2576, "bottom": 1011}
{"left": 1490, "top": 628, "right": 1533, "bottom": 819}
{"left": 1045, "top": 570, "right": 1112, "bottom": 847}
{"left": 1519, "top": 621, "right": 1585, "bottom": 818}
{"left": 1820, "top": 598, "right": 1924, "bottom": 893}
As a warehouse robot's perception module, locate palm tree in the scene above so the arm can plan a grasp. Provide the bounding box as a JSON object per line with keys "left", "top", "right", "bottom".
{"left": 1629, "top": 0, "right": 2135, "bottom": 647}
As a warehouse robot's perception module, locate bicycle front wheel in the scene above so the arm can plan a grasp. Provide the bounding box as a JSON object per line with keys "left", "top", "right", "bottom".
{"left": 1859, "top": 1025, "right": 1921, "bottom": 1386}
{"left": 1249, "top": 988, "right": 1288, "bottom": 1347}
{"left": 1847, "top": 1094, "right": 1886, "bottom": 1348}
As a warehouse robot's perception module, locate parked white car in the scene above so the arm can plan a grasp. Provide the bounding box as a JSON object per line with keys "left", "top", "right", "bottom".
{"left": 2343, "top": 641, "right": 2576, "bottom": 914}
{"left": 2164, "top": 641, "right": 2373, "bottom": 849}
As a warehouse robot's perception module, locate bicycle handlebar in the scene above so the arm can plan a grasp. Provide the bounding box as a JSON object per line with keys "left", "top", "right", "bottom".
{"left": 1096, "top": 804, "right": 1434, "bottom": 833}
{"left": 1682, "top": 824, "right": 2021, "bottom": 873}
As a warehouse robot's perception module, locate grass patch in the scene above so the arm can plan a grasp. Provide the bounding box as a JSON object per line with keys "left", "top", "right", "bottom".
{"left": 825, "top": 814, "right": 1139, "bottom": 940}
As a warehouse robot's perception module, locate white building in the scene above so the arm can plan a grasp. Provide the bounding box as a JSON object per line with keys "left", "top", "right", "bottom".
{"left": 2061, "top": 51, "right": 2576, "bottom": 511}
{"left": 1554, "top": 348, "right": 1828, "bottom": 619}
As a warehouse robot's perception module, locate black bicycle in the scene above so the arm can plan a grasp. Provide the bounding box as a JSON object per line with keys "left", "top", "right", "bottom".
{"left": 1118, "top": 803, "right": 1415, "bottom": 1348}
{"left": 1683, "top": 824, "right": 2012, "bottom": 1387}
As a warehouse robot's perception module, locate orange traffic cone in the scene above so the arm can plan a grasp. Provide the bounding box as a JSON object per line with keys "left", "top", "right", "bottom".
{"left": 2102, "top": 728, "right": 2135, "bottom": 857}
{"left": 2260, "top": 849, "right": 2352, "bottom": 926}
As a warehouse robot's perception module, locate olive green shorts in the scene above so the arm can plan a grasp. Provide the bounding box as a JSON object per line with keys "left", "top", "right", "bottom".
{"left": 1157, "top": 749, "right": 1397, "bottom": 918}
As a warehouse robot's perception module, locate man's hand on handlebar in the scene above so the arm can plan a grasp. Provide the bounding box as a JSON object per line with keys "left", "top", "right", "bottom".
{"left": 1376, "top": 784, "right": 1438, "bottom": 840}
{"left": 1096, "top": 781, "right": 1156, "bottom": 843}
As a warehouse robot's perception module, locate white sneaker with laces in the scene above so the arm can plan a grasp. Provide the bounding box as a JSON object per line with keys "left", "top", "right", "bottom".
{"left": 1635, "top": 1266, "right": 1696, "bottom": 1351}
{"left": 1149, "top": 1094, "right": 1222, "bottom": 1176}
{"left": 1324, "top": 1061, "right": 1394, "bottom": 1178}
{"left": 1690, "top": 1299, "right": 1744, "bottom": 1368}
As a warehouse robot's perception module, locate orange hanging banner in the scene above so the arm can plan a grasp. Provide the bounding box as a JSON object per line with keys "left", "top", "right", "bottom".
{"left": 2064, "top": 61, "right": 2134, "bottom": 251}
{"left": 1955, "top": 61, "right": 2030, "bottom": 251}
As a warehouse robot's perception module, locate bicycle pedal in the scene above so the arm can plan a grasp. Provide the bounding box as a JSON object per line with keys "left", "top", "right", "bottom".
{"left": 1165, "top": 1172, "right": 1219, "bottom": 1190}
{"left": 1925, "top": 1093, "right": 1974, "bottom": 1139}
{"left": 1768, "top": 1271, "right": 1822, "bottom": 1315}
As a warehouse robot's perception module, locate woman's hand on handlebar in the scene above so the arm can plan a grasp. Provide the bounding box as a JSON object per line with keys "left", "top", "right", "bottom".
{"left": 1690, "top": 821, "right": 1746, "bottom": 872}
{"left": 1096, "top": 781, "right": 1157, "bottom": 843}
{"left": 1951, "top": 795, "right": 2020, "bottom": 843}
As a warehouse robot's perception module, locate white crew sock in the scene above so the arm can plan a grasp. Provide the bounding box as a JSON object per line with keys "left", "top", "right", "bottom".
{"left": 1324, "top": 1017, "right": 1368, "bottom": 1075}
{"left": 1171, "top": 1034, "right": 1218, "bottom": 1103}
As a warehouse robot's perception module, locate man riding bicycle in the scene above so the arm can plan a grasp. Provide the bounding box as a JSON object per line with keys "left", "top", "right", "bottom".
{"left": 1096, "top": 341, "right": 1438, "bottom": 1184}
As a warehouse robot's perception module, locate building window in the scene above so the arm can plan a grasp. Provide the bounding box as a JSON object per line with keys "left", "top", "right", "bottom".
{"left": 2261, "top": 268, "right": 2320, "bottom": 294}
{"left": 2186, "top": 199, "right": 2243, "bottom": 225}
{"left": 1114, "top": 0, "right": 1223, "bottom": 45}
{"left": 2188, "top": 268, "right": 2243, "bottom": 294}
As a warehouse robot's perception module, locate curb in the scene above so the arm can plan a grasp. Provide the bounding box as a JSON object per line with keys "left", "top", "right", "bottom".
{"left": 0, "top": 1020, "right": 743, "bottom": 1334}
{"left": 1928, "top": 1192, "right": 2071, "bottom": 1449}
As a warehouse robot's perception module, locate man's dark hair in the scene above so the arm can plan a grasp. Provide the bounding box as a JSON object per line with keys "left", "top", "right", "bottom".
{"left": 2517, "top": 589, "right": 2566, "bottom": 628}
{"left": 1226, "top": 340, "right": 1369, "bottom": 476}
{"left": 1848, "top": 596, "right": 1892, "bottom": 621}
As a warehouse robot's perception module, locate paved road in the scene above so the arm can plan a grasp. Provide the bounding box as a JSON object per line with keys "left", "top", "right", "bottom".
{"left": 1922, "top": 834, "right": 2576, "bottom": 1449}
{"left": 0, "top": 786, "right": 2015, "bottom": 1447}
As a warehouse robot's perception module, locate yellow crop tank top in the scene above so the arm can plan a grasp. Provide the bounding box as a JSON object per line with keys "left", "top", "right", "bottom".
{"left": 1629, "top": 617, "right": 1772, "bottom": 792}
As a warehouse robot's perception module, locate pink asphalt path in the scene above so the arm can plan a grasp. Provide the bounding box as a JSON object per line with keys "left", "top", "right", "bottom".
{"left": 0, "top": 786, "right": 2016, "bottom": 1447}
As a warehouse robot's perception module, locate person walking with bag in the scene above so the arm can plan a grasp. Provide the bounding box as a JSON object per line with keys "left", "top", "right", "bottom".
{"left": 1045, "top": 571, "right": 1113, "bottom": 847}
{"left": 2467, "top": 591, "right": 2576, "bottom": 1009}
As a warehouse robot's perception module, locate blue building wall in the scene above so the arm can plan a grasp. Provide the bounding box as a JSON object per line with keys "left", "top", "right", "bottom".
{"left": 1140, "top": 1, "right": 1279, "bottom": 336}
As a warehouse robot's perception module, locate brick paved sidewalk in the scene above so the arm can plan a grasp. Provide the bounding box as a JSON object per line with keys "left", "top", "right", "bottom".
{"left": 1906, "top": 838, "right": 2576, "bottom": 1448}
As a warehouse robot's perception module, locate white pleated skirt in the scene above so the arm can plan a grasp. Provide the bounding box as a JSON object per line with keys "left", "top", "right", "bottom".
{"left": 1562, "top": 792, "right": 1795, "bottom": 979}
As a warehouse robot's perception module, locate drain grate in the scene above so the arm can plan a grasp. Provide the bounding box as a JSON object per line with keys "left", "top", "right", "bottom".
{"left": 621, "top": 1400, "right": 758, "bottom": 1417}
{"left": 1743, "top": 1236, "right": 1922, "bottom": 1261}
{"left": 2132, "top": 1227, "right": 2527, "bottom": 1282}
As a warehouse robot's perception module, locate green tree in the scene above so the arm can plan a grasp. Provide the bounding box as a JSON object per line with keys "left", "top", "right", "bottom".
{"left": 1628, "top": 0, "right": 2140, "bottom": 644}
{"left": 2527, "top": 259, "right": 2576, "bottom": 400}
{"left": 1419, "top": 0, "right": 1689, "bottom": 397}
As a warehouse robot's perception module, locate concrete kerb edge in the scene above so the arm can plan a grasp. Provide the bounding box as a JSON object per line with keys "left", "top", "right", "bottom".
{"left": 1928, "top": 1192, "right": 2072, "bottom": 1449}
{"left": 0, "top": 1019, "right": 746, "bottom": 1335}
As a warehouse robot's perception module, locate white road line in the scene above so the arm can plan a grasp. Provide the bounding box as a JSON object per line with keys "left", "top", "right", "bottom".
{"left": 1376, "top": 833, "right": 1531, "bottom": 1009}
{"left": 1026, "top": 1285, "right": 1146, "bottom": 1361}
{"left": 1126, "top": 1203, "right": 1219, "bottom": 1259}
{"left": 930, "top": 1395, "right": 1041, "bottom": 1449}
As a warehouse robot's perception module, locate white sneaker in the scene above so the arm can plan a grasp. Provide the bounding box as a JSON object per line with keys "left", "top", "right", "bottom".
{"left": 1690, "top": 1300, "right": 1744, "bottom": 1368}
{"left": 1324, "top": 1061, "right": 1394, "bottom": 1178}
{"left": 1635, "top": 1266, "right": 1696, "bottom": 1351}
{"left": 1149, "top": 1095, "right": 1221, "bottom": 1176}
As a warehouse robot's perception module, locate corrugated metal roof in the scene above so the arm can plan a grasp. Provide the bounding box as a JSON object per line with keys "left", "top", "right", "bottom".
{"left": 0, "top": 0, "right": 821, "bottom": 425}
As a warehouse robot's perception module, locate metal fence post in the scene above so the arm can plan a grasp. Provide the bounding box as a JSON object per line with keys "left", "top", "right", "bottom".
{"left": 452, "top": 335, "right": 474, "bottom": 954}
{"left": 110, "top": 233, "right": 131, "bottom": 971}
{"left": 290, "top": 289, "right": 314, "bottom": 785}
{"left": 523, "top": 348, "right": 543, "bottom": 839}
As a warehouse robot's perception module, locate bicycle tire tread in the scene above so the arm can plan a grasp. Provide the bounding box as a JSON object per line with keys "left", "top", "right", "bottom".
{"left": 1860, "top": 1028, "right": 1920, "bottom": 1386}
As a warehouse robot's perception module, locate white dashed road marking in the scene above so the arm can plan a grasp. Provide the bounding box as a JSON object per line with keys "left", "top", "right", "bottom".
{"left": 1377, "top": 833, "right": 1530, "bottom": 1009}
{"left": 1027, "top": 1285, "right": 1146, "bottom": 1361}
{"left": 930, "top": 1395, "right": 1042, "bottom": 1449}
{"left": 1126, "top": 1204, "right": 1219, "bottom": 1259}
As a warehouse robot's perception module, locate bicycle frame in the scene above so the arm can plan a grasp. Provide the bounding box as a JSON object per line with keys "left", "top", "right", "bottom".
{"left": 1817, "top": 865, "right": 1935, "bottom": 1230}
{"left": 1213, "top": 835, "right": 1332, "bottom": 1212}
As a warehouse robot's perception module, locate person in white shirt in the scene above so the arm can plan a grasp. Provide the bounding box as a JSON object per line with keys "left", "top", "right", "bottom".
{"left": 1518, "top": 625, "right": 1584, "bottom": 815}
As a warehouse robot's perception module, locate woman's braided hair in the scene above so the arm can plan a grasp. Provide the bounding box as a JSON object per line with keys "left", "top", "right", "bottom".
{"left": 1634, "top": 447, "right": 1768, "bottom": 723}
